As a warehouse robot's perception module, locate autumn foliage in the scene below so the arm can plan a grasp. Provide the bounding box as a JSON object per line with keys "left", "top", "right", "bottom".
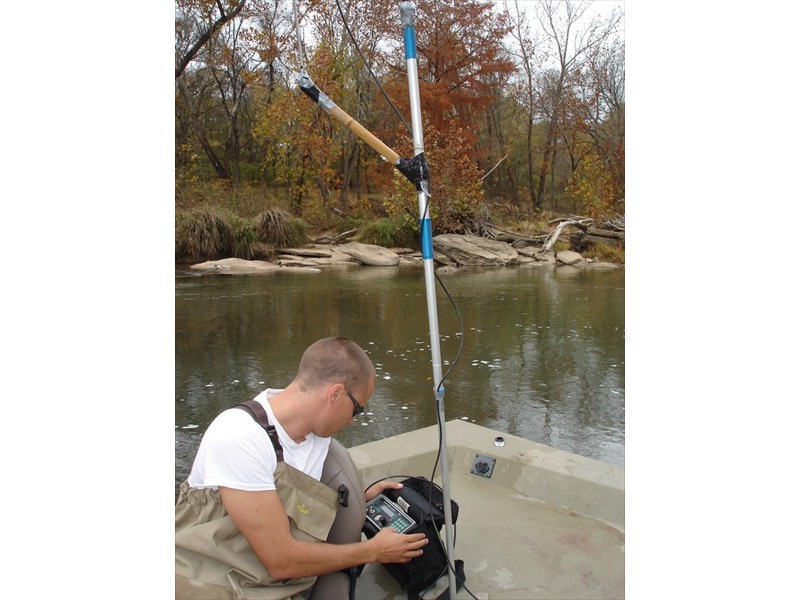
{"left": 176, "top": 0, "right": 625, "bottom": 232}
{"left": 386, "top": 120, "right": 487, "bottom": 234}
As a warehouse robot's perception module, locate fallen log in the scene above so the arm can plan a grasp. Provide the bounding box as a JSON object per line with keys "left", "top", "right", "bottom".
{"left": 485, "top": 226, "right": 548, "bottom": 244}
{"left": 313, "top": 229, "right": 357, "bottom": 244}
{"left": 570, "top": 231, "right": 624, "bottom": 253}
{"left": 586, "top": 228, "right": 625, "bottom": 240}
{"left": 538, "top": 219, "right": 592, "bottom": 256}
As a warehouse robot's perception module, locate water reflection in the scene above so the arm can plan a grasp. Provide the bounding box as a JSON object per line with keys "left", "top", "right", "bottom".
{"left": 175, "top": 264, "right": 624, "bottom": 489}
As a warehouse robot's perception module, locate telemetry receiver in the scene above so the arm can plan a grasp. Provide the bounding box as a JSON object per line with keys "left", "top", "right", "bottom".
{"left": 365, "top": 493, "right": 417, "bottom": 534}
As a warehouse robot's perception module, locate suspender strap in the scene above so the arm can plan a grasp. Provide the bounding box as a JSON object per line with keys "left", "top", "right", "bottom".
{"left": 234, "top": 400, "right": 284, "bottom": 462}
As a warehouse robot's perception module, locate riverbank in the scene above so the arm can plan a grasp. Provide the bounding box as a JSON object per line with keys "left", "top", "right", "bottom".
{"left": 187, "top": 232, "right": 624, "bottom": 274}
{"left": 175, "top": 204, "right": 625, "bottom": 269}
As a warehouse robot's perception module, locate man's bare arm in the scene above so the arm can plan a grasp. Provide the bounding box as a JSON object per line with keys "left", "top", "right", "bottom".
{"left": 220, "top": 487, "right": 428, "bottom": 579}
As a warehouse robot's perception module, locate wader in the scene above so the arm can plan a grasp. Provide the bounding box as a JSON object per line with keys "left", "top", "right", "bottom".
{"left": 176, "top": 402, "right": 365, "bottom": 600}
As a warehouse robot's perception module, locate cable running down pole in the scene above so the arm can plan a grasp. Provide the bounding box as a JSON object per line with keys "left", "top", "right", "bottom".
{"left": 399, "top": 3, "right": 458, "bottom": 598}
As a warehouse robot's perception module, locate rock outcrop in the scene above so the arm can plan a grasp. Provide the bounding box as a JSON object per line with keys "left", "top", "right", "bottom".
{"left": 433, "top": 234, "right": 519, "bottom": 266}
{"left": 337, "top": 242, "right": 401, "bottom": 266}
{"left": 188, "top": 235, "right": 622, "bottom": 273}
{"left": 190, "top": 258, "right": 321, "bottom": 274}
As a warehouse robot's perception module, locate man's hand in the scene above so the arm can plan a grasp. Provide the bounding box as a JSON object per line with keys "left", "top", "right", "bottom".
{"left": 364, "top": 480, "right": 429, "bottom": 563}
{"left": 365, "top": 479, "right": 404, "bottom": 502}
{"left": 369, "top": 527, "right": 429, "bottom": 563}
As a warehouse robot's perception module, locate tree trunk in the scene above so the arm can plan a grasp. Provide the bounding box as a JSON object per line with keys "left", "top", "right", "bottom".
{"left": 291, "top": 163, "right": 306, "bottom": 216}
{"left": 526, "top": 117, "right": 537, "bottom": 211}
{"left": 354, "top": 145, "right": 362, "bottom": 205}
{"left": 197, "top": 130, "right": 230, "bottom": 180}
{"left": 339, "top": 138, "right": 358, "bottom": 215}
{"left": 224, "top": 124, "right": 241, "bottom": 184}
{"left": 536, "top": 119, "right": 555, "bottom": 212}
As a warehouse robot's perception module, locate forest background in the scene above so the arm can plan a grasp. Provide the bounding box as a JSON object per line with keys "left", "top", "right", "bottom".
{"left": 175, "top": 0, "right": 625, "bottom": 263}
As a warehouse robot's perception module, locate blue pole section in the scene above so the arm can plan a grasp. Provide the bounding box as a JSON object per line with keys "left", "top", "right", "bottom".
{"left": 399, "top": 3, "right": 458, "bottom": 598}
{"left": 403, "top": 22, "right": 417, "bottom": 59}
{"left": 419, "top": 217, "right": 434, "bottom": 259}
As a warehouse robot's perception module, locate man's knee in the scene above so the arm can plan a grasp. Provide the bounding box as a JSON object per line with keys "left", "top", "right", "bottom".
{"left": 321, "top": 439, "right": 366, "bottom": 545}
{"left": 307, "top": 570, "right": 351, "bottom": 600}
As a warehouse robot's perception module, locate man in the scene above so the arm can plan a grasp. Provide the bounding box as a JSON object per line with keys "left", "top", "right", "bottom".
{"left": 176, "top": 337, "right": 428, "bottom": 599}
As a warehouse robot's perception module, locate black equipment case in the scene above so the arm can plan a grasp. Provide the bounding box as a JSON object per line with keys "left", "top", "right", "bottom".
{"left": 362, "top": 477, "right": 464, "bottom": 600}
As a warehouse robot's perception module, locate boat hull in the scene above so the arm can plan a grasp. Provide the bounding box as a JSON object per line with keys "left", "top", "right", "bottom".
{"left": 348, "top": 420, "right": 624, "bottom": 599}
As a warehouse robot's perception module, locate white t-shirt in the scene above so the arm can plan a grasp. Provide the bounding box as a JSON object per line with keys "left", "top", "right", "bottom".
{"left": 187, "top": 389, "right": 331, "bottom": 491}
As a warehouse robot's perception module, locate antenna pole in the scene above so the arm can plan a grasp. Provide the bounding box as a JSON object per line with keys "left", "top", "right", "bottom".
{"left": 399, "top": 3, "right": 457, "bottom": 598}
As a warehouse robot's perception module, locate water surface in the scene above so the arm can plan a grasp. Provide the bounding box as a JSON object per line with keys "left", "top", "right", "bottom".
{"left": 175, "top": 263, "right": 624, "bottom": 488}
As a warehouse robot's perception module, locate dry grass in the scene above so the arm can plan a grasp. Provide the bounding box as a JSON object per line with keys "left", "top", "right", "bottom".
{"left": 581, "top": 242, "right": 625, "bottom": 264}
{"left": 175, "top": 208, "right": 234, "bottom": 263}
{"left": 253, "top": 208, "right": 309, "bottom": 248}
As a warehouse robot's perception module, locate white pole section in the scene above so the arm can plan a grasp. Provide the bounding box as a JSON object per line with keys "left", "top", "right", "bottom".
{"left": 399, "top": 3, "right": 458, "bottom": 598}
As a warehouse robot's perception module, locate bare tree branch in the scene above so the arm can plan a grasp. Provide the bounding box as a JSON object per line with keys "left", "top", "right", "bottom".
{"left": 481, "top": 154, "right": 508, "bottom": 181}
{"left": 176, "top": 0, "right": 247, "bottom": 79}
{"left": 537, "top": 217, "right": 592, "bottom": 256}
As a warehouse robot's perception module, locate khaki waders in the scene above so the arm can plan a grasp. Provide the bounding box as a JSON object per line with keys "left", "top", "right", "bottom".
{"left": 176, "top": 439, "right": 366, "bottom": 600}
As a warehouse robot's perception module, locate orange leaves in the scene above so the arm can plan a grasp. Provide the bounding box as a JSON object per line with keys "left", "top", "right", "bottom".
{"left": 386, "top": 120, "right": 485, "bottom": 234}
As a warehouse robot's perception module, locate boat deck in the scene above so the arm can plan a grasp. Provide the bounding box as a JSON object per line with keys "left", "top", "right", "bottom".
{"left": 348, "top": 420, "right": 625, "bottom": 600}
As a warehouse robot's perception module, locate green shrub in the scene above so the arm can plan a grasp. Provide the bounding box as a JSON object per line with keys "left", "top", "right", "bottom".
{"left": 356, "top": 218, "right": 419, "bottom": 248}
{"left": 229, "top": 215, "right": 260, "bottom": 260}
{"left": 566, "top": 152, "right": 617, "bottom": 221}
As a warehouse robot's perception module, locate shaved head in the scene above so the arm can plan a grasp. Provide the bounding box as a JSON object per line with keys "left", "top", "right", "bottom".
{"left": 294, "top": 337, "right": 376, "bottom": 394}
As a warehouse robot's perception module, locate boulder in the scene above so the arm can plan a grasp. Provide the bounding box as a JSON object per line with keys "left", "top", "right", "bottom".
{"left": 537, "top": 252, "right": 557, "bottom": 264}
{"left": 337, "top": 242, "right": 400, "bottom": 266}
{"left": 191, "top": 258, "right": 278, "bottom": 272}
{"left": 555, "top": 250, "right": 584, "bottom": 265}
{"left": 276, "top": 246, "right": 333, "bottom": 258}
{"left": 436, "top": 265, "right": 459, "bottom": 275}
{"left": 432, "top": 234, "right": 519, "bottom": 266}
{"left": 433, "top": 251, "right": 457, "bottom": 267}
{"left": 275, "top": 257, "right": 325, "bottom": 268}
{"left": 516, "top": 246, "right": 544, "bottom": 258}
{"left": 190, "top": 258, "right": 321, "bottom": 274}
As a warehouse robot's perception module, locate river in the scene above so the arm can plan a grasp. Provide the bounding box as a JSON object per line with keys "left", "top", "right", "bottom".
{"left": 175, "top": 263, "right": 625, "bottom": 489}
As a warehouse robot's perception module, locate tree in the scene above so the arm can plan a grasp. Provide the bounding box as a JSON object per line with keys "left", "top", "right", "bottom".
{"left": 176, "top": 69, "right": 231, "bottom": 180}
{"left": 379, "top": 0, "right": 514, "bottom": 151}
{"left": 309, "top": 0, "right": 396, "bottom": 212}
{"left": 385, "top": 120, "right": 487, "bottom": 234}
{"left": 504, "top": 0, "right": 544, "bottom": 211}
{"left": 177, "top": 0, "right": 296, "bottom": 183}
{"left": 176, "top": 13, "right": 259, "bottom": 182}
{"left": 502, "top": 0, "right": 622, "bottom": 212}
{"left": 585, "top": 40, "right": 625, "bottom": 204}
{"left": 561, "top": 15, "right": 625, "bottom": 214}
{"left": 565, "top": 150, "right": 615, "bottom": 219}
{"left": 175, "top": 0, "right": 248, "bottom": 79}
{"left": 481, "top": 77, "right": 525, "bottom": 207}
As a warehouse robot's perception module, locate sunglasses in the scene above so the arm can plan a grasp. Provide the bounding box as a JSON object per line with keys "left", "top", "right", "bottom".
{"left": 346, "top": 391, "right": 365, "bottom": 417}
